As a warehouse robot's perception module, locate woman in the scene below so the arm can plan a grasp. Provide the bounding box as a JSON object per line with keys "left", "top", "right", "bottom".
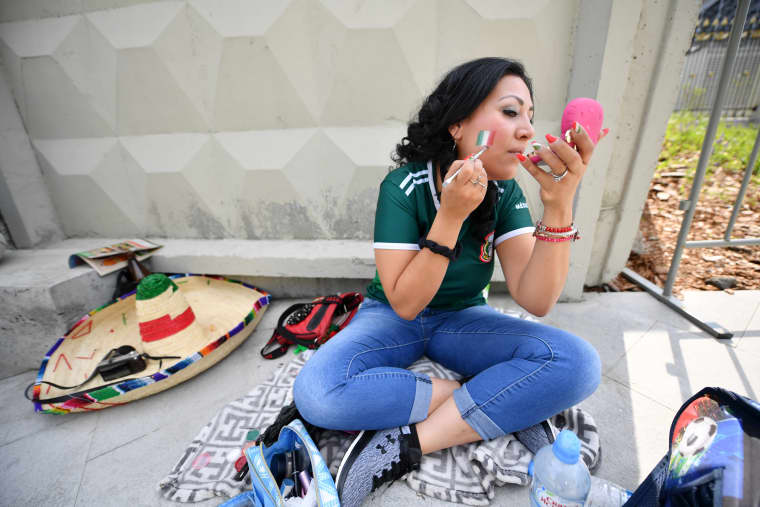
{"left": 294, "top": 57, "right": 604, "bottom": 506}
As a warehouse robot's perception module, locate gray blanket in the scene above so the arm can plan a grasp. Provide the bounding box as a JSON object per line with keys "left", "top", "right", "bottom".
{"left": 159, "top": 351, "right": 599, "bottom": 505}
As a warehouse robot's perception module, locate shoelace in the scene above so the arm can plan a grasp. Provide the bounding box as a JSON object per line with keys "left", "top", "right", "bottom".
{"left": 369, "top": 438, "right": 420, "bottom": 492}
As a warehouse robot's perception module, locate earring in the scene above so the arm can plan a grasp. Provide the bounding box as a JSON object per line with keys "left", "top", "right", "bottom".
{"left": 451, "top": 139, "right": 457, "bottom": 151}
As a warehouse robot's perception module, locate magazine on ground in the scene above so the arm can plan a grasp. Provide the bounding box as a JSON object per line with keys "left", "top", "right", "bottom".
{"left": 68, "top": 239, "right": 162, "bottom": 276}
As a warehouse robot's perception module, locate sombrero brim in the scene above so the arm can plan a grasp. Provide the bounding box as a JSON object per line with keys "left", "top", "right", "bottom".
{"left": 32, "top": 274, "right": 270, "bottom": 414}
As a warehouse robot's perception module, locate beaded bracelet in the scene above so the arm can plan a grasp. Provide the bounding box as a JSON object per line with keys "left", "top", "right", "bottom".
{"left": 533, "top": 220, "right": 580, "bottom": 242}
{"left": 533, "top": 232, "right": 580, "bottom": 242}
{"left": 535, "top": 220, "right": 574, "bottom": 233}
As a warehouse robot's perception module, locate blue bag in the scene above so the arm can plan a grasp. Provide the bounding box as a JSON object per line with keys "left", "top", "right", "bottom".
{"left": 221, "top": 419, "right": 339, "bottom": 507}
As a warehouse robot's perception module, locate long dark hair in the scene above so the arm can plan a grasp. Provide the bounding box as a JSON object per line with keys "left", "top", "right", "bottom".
{"left": 392, "top": 57, "right": 534, "bottom": 239}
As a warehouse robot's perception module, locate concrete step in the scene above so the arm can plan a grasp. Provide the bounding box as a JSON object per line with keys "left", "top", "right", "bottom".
{"left": 0, "top": 246, "right": 117, "bottom": 378}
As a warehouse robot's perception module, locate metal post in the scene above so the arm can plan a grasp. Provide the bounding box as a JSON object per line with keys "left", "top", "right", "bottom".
{"left": 663, "top": 0, "right": 752, "bottom": 297}
{"left": 724, "top": 126, "right": 760, "bottom": 239}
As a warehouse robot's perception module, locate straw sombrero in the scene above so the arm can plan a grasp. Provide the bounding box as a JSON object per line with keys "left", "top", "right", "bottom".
{"left": 30, "top": 273, "right": 270, "bottom": 414}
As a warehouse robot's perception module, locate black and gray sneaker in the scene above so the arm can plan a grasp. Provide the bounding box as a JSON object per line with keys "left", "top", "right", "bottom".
{"left": 514, "top": 419, "right": 558, "bottom": 454}
{"left": 335, "top": 425, "right": 422, "bottom": 507}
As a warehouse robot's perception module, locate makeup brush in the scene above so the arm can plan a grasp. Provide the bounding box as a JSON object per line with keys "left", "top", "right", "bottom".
{"left": 442, "top": 130, "right": 494, "bottom": 188}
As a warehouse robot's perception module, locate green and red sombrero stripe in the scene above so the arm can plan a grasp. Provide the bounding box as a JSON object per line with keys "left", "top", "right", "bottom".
{"left": 33, "top": 274, "right": 271, "bottom": 413}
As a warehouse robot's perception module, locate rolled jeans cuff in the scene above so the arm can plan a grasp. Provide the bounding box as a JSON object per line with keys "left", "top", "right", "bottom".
{"left": 408, "top": 373, "right": 433, "bottom": 424}
{"left": 453, "top": 384, "right": 505, "bottom": 441}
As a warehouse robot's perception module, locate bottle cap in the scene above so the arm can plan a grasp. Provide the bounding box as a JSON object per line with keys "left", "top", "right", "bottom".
{"left": 552, "top": 429, "right": 581, "bottom": 464}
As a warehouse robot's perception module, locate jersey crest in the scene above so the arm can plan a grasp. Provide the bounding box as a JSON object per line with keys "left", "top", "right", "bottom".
{"left": 479, "top": 231, "right": 494, "bottom": 263}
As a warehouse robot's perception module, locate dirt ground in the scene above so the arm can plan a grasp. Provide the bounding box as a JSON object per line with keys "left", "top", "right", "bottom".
{"left": 600, "top": 167, "right": 760, "bottom": 296}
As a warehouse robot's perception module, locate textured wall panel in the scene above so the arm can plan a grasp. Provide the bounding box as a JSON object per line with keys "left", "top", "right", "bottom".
{"left": 154, "top": 4, "right": 222, "bottom": 126}
{"left": 214, "top": 36, "right": 316, "bottom": 130}
{"left": 34, "top": 139, "right": 141, "bottom": 236}
{"left": 265, "top": 0, "right": 347, "bottom": 123}
{"left": 56, "top": 17, "right": 118, "bottom": 130}
{"left": 188, "top": 0, "right": 290, "bottom": 37}
{"left": 86, "top": 2, "right": 183, "bottom": 49}
{"left": 0, "top": 0, "right": 581, "bottom": 241}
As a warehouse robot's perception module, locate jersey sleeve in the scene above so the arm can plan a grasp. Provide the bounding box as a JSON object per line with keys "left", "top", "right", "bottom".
{"left": 494, "top": 181, "right": 534, "bottom": 247}
{"left": 373, "top": 178, "right": 421, "bottom": 250}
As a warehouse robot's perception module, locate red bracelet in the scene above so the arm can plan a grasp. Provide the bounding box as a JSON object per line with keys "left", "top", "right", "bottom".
{"left": 535, "top": 220, "right": 574, "bottom": 233}
{"left": 533, "top": 226, "right": 580, "bottom": 242}
{"left": 533, "top": 232, "right": 580, "bottom": 242}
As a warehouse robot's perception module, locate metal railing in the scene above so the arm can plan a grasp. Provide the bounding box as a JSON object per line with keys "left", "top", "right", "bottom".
{"left": 674, "top": 2, "right": 760, "bottom": 117}
{"left": 622, "top": 0, "right": 759, "bottom": 340}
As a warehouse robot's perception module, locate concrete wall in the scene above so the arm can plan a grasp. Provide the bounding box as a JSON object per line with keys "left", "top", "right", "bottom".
{"left": 0, "top": 0, "right": 699, "bottom": 297}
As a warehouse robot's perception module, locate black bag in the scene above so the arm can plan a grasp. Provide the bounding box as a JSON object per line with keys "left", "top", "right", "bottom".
{"left": 625, "top": 387, "right": 760, "bottom": 506}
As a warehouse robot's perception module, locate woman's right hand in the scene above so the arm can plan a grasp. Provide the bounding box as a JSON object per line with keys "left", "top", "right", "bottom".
{"left": 439, "top": 158, "right": 488, "bottom": 222}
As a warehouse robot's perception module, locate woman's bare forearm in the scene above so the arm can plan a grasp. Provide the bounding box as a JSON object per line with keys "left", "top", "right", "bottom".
{"left": 383, "top": 211, "right": 464, "bottom": 319}
{"left": 512, "top": 207, "right": 573, "bottom": 316}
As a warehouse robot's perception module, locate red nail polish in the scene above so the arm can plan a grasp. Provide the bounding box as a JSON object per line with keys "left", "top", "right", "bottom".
{"left": 545, "top": 133, "right": 558, "bottom": 143}
{"left": 515, "top": 153, "right": 526, "bottom": 162}
{"left": 601, "top": 128, "right": 610, "bottom": 136}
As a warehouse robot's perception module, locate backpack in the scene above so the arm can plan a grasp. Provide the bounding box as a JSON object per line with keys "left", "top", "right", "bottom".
{"left": 260, "top": 292, "right": 363, "bottom": 359}
{"left": 626, "top": 387, "right": 760, "bottom": 506}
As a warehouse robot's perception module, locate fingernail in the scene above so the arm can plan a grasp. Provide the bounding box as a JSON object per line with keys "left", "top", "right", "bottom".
{"left": 563, "top": 129, "right": 572, "bottom": 144}
{"left": 515, "top": 153, "right": 526, "bottom": 162}
{"left": 466, "top": 152, "right": 478, "bottom": 159}
{"left": 531, "top": 142, "right": 543, "bottom": 152}
{"left": 545, "top": 133, "right": 558, "bottom": 143}
{"left": 601, "top": 127, "right": 610, "bottom": 136}
{"left": 573, "top": 121, "right": 583, "bottom": 134}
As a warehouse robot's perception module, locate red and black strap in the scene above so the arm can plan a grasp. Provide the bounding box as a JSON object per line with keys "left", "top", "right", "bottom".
{"left": 259, "top": 292, "right": 363, "bottom": 359}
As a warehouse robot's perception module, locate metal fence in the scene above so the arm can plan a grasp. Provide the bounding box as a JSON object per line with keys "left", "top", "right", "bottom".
{"left": 674, "top": 2, "right": 760, "bottom": 118}
{"left": 622, "top": 0, "right": 760, "bottom": 340}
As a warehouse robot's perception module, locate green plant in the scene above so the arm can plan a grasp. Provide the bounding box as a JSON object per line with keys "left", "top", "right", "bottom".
{"left": 657, "top": 111, "right": 760, "bottom": 184}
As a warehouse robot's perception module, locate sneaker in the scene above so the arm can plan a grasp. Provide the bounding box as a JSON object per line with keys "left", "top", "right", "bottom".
{"left": 335, "top": 426, "right": 421, "bottom": 507}
{"left": 514, "top": 419, "right": 558, "bottom": 454}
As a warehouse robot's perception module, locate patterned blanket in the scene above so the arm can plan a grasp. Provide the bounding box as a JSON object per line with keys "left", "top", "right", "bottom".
{"left": 159, "top": 350, "right": 600, "bottom": 505}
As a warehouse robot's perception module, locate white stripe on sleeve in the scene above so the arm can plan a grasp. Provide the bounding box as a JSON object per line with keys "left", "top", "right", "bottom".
{"left": 494, "top": 226, "right": 535, "bottom": 246}
{"left": 373, "top": 242, "right": 420, "bottom": 250}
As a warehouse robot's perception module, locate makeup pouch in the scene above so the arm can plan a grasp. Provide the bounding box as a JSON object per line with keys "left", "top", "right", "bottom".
{"left": 221, "top": 419, "right": 339, "bottom": 507}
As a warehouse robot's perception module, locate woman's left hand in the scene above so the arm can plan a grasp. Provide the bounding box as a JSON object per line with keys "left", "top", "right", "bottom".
{"left": 518, "top": 125, "right": 608, "bottom": 211}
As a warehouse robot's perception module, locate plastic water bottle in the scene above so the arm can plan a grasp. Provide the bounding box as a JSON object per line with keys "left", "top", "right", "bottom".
{"left": 529, "top": 429, "right": 590, "bottom": 506}
{"left": 585, "top": 476, "right": 633, "bottom": 506}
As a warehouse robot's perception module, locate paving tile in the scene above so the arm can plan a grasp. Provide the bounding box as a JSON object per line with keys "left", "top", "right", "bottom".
{"left": 538, "top": 293, "right": 660, "bottom": 374}
{"left": 680, "top": 290, "right": 760, "bottom": 342}
{"left": 607, "top": 321, "right": 760, "bottom": 411}
{"left": 731, "top": 294, "right": 760, "bottom": 359}
{"left": 76, "top": 411, "right": 225, "bottom": 507}
{"left": 0, "top": 413, "right": 96, "bottom": 507}
{"left": 0, "top": 368, "right": 85, "bottom": 446}
{"left": 577, "top": 376, "right": 674, "bottom": 490}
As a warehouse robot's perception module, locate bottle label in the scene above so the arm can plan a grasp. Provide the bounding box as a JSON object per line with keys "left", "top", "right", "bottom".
{"left": 533, "top": 485, "right": 584, "bottom": 507}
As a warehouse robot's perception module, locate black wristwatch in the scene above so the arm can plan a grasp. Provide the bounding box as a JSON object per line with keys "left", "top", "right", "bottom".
{"left": 418, "top": 237, "right": 462, "bottom": 262}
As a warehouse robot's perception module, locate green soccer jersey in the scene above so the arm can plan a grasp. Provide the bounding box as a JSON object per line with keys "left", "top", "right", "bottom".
{"left": 366, "top": 160, "right": 534, "bottom": 310}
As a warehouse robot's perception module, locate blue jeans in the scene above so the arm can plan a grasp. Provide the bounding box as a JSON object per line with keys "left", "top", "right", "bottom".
{"left": 293, "top": 298, "right": 600, "bottom": 440}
